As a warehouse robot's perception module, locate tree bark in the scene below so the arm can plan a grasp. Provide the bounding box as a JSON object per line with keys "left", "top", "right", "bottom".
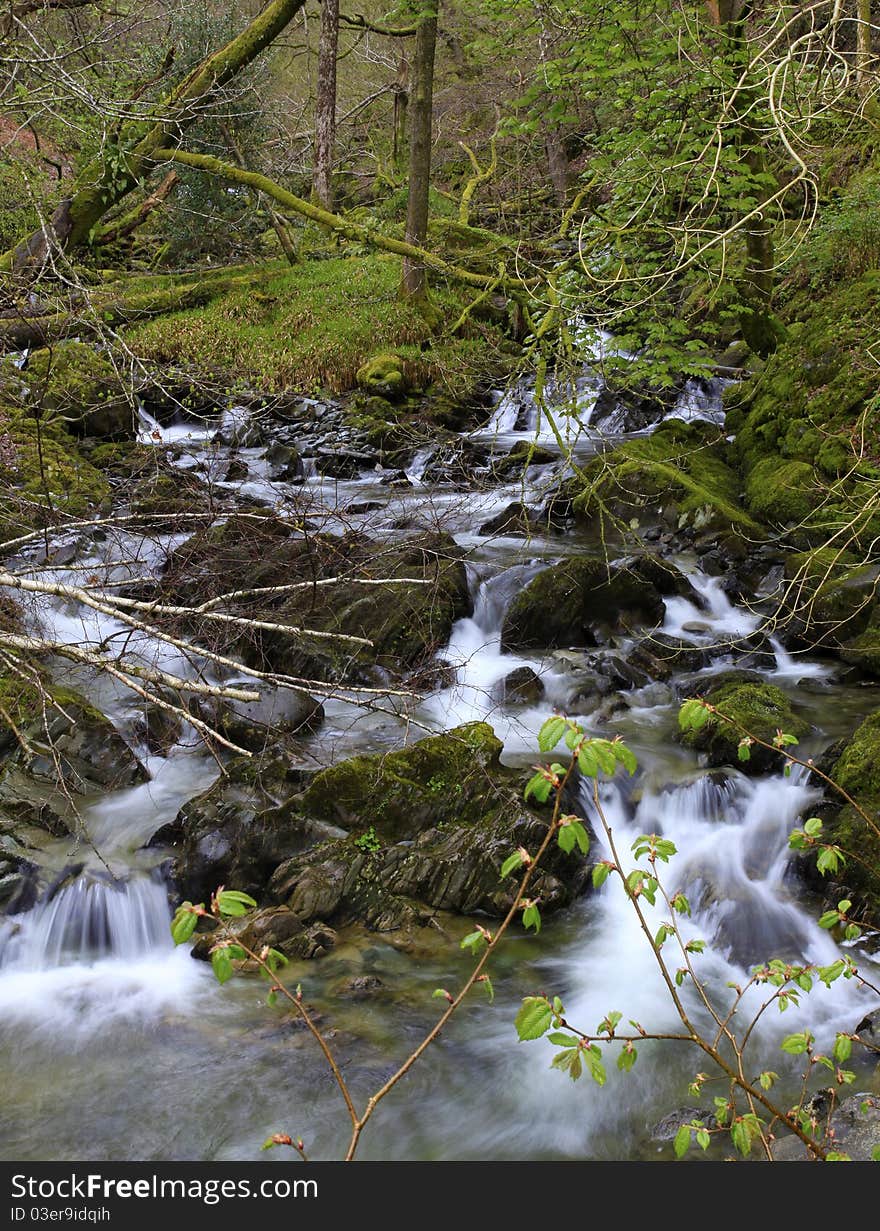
{"left": 401, "top": 0, "right": 438, "bottom": 302}
{"left": 1, "top": 0, "right": 307, "bottom": 274}
{"left": 857, "top": 0, "right": 873, "bottom": 98}
{"left": 313, "top": 0, "right": 340, "bottom": 210}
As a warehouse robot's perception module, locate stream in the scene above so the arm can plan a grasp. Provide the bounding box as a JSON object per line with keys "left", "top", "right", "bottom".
{"left": 1, "top": 349, "right": 879, "bottom": 1163}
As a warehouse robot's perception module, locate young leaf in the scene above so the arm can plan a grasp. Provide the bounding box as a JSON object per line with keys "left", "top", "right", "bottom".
{"left": 170, "top": 907, "right": 198, "bottom": 945}
{"left": 515, "top": 996, "right": 553, "bottom": 1041}
{"left": 678, "top": 699, "right": 710, "bottom": 733}
{"left": 211, "top": 947, "right": 234, "bottom": 985}
{"left": 524, "top": 772, "right": 553, "bottom": 804}
{"left": 614, "top": 742, "right": 638, "bottom": 776}
{"left": 538, "top": 716, "right": 567, "bottom": 753}
{"left": 558, "top": 825, "right": 576, "bottom": 855}
{"left": 617, "top": 1045, "right": 637, "bottom": 1072}
{"left": 523, "top": 903, "right": 541, "bottom": 933}
{"left": 216, "top": 889, "right": 257, "bottom": 917}
{"left": 780, "top": 1031, "right": 811, "bottom": 1055}
{"left": 500, "top": 850, "right": 525, "bottom": 879}
{"left": 592, "top": 862, "right": 612, "bottom": 889}
{"left": 673, "top": 1125, "right": 691, "bottom": 1158}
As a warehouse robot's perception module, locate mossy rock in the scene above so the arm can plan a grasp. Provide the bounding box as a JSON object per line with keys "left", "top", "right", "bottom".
{"left": 15, "top": 343, "right": 134, "bottom": 440}
{"left": 571, "top": 421, "right": 757, "bottom": 538}
{"left": 355, "top": 353, "right": 409, "bottom": 400}
{"left": 0, "top": 669, "right": 147, "bottom": 799}
{"left": 781, "top": 550, "right": 880, "bottom": 649}
{"left": 0, "top": 410, "right": 110, "bottom": 540}
{"left": 296, "top": 721, "right": 504, "bottom": 841}
{"left": 500, "top": 554, "right": 693, "bottom": 652}
{"left": 744, "top": 457, "right": 822, "bottom": 527}
{"left": 820, "top": 711, "right": 880, "bottom": 913}
{"left": 681, "top": 681, "right": 809, "bottom": 775}
{"left": 265, "top": 722, "right": 593, "bottom": 931}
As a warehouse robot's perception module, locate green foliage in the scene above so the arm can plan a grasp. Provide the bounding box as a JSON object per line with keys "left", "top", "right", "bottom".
{"left": 354, "top": 825, "right": 381, "bottom": 854}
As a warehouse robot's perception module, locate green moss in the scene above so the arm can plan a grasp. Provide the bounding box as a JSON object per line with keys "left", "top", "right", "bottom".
{"left": 825, "top": 711, "right": 880, "bottom": 910}
{"left": 0, "top": 411, "right": 110, "bottom": 537}
{"left": 682, "top": 681, "right": 808, "bottom": 773}
{"left": 126, "top": 256, "right": 511, "bottom": 398}
{"left": 744, "top": 457, "right": 822, "bottom": 525}
{"left": 297, "top": 721, "right": 505, "bottom": 841}
{"left": 572, "top": 421, "right": 758, "bottom": 535}
{"left": 355, "top": 353, "right": 408, "bottom": 399}
{"left": 15, "top": 343, "right": 133, "bottom": 440}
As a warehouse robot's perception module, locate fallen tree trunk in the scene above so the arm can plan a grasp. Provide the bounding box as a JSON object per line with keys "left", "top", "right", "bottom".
{"left": 0, "top": 0, "right": 307, "bottom": 275}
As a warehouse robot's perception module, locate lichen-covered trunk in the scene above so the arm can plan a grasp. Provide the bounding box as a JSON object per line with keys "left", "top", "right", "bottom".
{"left": 312, "top": 0, "right": 340, "bottom": 210}
{"left": 857, "top": 0, "right": 873, "bottom": 98}
{"left": 2, "top": 0, "right": 307, "bottom": 275}
{"left": 400, "top": 0, "right": 438, "bottom": 302}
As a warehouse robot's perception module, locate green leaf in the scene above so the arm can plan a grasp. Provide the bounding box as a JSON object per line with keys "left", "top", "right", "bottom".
{"left": 524, "top": 772, "right": 553, "bottom": 804}
{"left": 671, "top": 893, "right": 691, "bottom": 915}
{"left": 551, "top": 1047, "right": 583, "bottom": 1081}
{"left": 216, "top": 889, "right": 257, "bottom": 917}
{"left": 816, "top": 846, "right": 842, "bottom": 876}
{"left": 547, "top": 1032, "right": 580, "bottom": 1048}
{"left": 780, "top": 1031, "right": 811, "bottom": 1055}
{"left": 696, "top": 1127, "right": 710, "bottom": 1151}
{"left": 737, "top": 740, "right": 751, "bottom": 763}
{"left": 538, "top": 716, "right": 567, "bottom": 753}
{"left": 501, "top": 850, "right": 525, "bottom": 879}
{"left": 678, "top": 699, "right": 710, "bottom": 732}
{"left": 225, "top": 944, "right": 247, "bottom": 961}
{"left": 673, "top": 1125, "right": 691, "bottom": 1158}
{"left": 481, "top": 976, "right": 494, "bottom": 1003}
{"left": 515, "top": 996, "right": 553, "bottom": 1041}
{"left": 461, "top": 930, "right": 487, "bottom": 955}
{"left": 592, "top": 862, "right": 611, "bottom": 889}
{"left": 523, "top": 903, "right": 541, "bottom": 933}
{"left": 617, "top": 1046, "right": 637, "bottom": 1072}
{"left": 267, "top": 990, "right": 278, "bottom": 1007}
{"left": 211, "top": 947, "right": 234, "bottom": 985}
{"left": 558, "top": 825, "right": 576, "bottom": 855}
{"left": 572, "top": 821, "right": 590, "bottom": 855}
{"left": 833, "top": 1034, "right": 852, "bottom": 1063}
{"left": 170, "top": 906, "right": 198, "bottom": 945}
{"left": 614, "top": 743, "right": 638, "bottom": 776}
{"left": 758, "top": 1071, "right": 778, "bottom": 1090}
{"left": 818, "top": 910, "right": 840, "bottom": 929}
{"left": 592, "top": 741, "right": 617, "bottom": 776}
{"left": 577, "top": 746, "right": 599, "bottom": 778}
{"left": 804, "top": 817, "right": 823, "bottom": 837}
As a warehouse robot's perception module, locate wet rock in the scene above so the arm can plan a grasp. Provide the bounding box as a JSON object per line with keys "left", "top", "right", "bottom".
{"left": 0, "top": 684, "right": 147, "bottom": 794}
{"left": 266, "top": 722, "right": 595, "bottom": 934}
{"left": 158, "top": 761, "right": 344, "bottom": 906}
{"left": 263, "top": 442, "right": 302, "bottom": 481}
{"left": 191, "top": 687, "right": 324, "bottom": 756}
{"left": 315, "top": 448, "right": 380, "bottom": 478}
{"left": 493, "top": 666, "right": 545, "bottom": 705}
{"left": 478, "top": 502, "right": 540, "bottom": 538}
{"left": 158, "top": 519, "right": 471, "bottom": 685}
{"left": 223, "top": 457, "right": 250, "bottom": 483}
{"left": 500, "top": 556, "right": 667, "bottom": 652}
{"left": 650, "top": 1107, "right": 715, "bottom": 1142}
{"left": 771, "top": 1093, "right": 880, "bottom": 1161}
{"left": 630, "top": 634, "right": 710, "bottom": 680}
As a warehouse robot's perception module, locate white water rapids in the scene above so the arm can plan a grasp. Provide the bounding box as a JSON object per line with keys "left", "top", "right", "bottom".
{"left": 0, "top": 366, "right": 878, "bottom": 1162}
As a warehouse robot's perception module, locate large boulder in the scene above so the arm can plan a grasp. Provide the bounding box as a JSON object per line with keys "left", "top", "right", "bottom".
{"left": 0, "top": 677, "right": 146, "bottom": 795}
{"left": 679, "top": 680, "right": 809, "bottom": 776}
{"left": 500, "top": 554, "right": 698, "bottom": 652}
{"left": 12, "top": 342, "right": 134, "bottom": 440}
{"left": 152, "top": 756, "right": 342, "bottom": 904}
{"left": 156, "top": 518, "right": 471, "bottom": 684}
{"left": 265, "top": 722, "right": 595, "bottom": 933}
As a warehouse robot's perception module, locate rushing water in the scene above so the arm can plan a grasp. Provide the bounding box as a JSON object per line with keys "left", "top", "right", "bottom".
{"left": 1, "top": 362, "right": 879, "bottom": 1163}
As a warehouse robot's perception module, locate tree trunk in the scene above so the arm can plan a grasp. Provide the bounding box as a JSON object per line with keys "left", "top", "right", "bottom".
{"left": 857, "top": 0, "right": 873, "bottom": 98}
{"left": 313, "top": 0, "right": 340, "bottom": 210}
{"left": 401, "top": 0, "right": 438, "bottom": 302}
{"left": 536, "top": 9, "right": 569, "bottom": 208}
{"left": 392, "top": 53, "right": 409, "bottom": 174}
{"left": 2, "top": 0, "right": 307, "bottom": 274}
{"left": 706, "top": 0, "right": 780, "bottom": 354}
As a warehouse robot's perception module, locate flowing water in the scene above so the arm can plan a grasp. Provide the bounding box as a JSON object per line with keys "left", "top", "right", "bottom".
{"left": 1, "top": 356, "right": 879, "bottom": 1162}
